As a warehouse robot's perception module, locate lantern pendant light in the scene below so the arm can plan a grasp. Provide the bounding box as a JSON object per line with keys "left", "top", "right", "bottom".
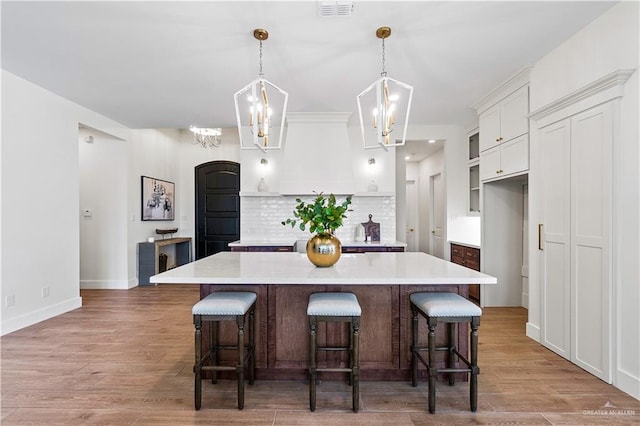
{"left": 357, "top": 26, "right": 413, "bottom": 150}
{"left": 234, "top": 29, "right": 289, "bottom": 151}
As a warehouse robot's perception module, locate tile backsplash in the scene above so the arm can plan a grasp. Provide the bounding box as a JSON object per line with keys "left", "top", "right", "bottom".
{"left": 240, "top": 194, "right": 396, "bottom": 242}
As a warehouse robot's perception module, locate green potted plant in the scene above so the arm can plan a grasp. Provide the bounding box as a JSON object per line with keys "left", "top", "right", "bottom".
{"left": 282, "top": 193, "right": 352, "bottom": 267}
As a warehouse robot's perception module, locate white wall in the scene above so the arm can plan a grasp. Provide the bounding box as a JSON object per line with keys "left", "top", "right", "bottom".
{"left": 79, "top": 127, "right": 128, "bottom": 289}
{"left": 418, "top": 148, "right": 444, "bottom": 254}
{"left": 174, "top": 128, "right": 241, "bottom": 241}
{"left": 396, "top": 124, "right": 474, "bottom": 259}
{"left": 126, "top": 128, "right": 241, "bottom": 284}
{"left": 1, "top": 70, "right": 130, "bottom": 335}
{"left": 528, "top": 1, "right": 639, "bottom": 399}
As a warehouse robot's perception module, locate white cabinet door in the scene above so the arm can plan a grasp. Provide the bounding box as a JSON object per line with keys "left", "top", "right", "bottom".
{"left": 479, "top": 103, "right": 501, "bottom": 152}
{"left": 540, "top": 118, "right": 571, "bottom": 360}
{"left": 480, "top": 134, "right": 528, "bottom": 182}
{"left": 570, "top": 104, "right": 612, "bottom": 382}
{"left": 538, "top": 103, "right": 612, "bottom": 383}
{"left": 501, "top": 134, "right": 529, "bottom": 176}
{"left": 479, "top": 85, "right": 529, "bottom": 153}
{"left": 479, "top": 145, "right": 501, "bottom": 181}
{"left": 500, "top": 85, "right": 529, "bottom": 143}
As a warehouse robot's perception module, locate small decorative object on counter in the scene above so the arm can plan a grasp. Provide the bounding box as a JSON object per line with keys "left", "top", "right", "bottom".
{"left": 257, "top": 177, "right": 268, "bottom": 192}
{"left": 367, "top": 180, "right": 378, "bottom": 192}
{"left": 156, "top": 228, "right": 178, "bottom": 239}
{"left": 282, "top": 192, "right": 352, "bottom": 267}
{"left": 361, "top": 214, "right": 380, "bottom": 242}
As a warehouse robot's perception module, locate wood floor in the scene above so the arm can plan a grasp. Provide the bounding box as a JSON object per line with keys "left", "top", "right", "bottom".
{"left": 1, "top": 285, "right": 638, "bottom": 425}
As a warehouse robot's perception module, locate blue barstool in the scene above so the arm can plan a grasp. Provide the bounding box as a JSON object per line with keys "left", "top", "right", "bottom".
{"left": 192, "top": 291, "right": 256, "bottom": 410}
{"left": 410, "top": 292, "right": 482, "bottom": 413}
{"left": 307, "top": 292, "right": 362, "bottom": 412}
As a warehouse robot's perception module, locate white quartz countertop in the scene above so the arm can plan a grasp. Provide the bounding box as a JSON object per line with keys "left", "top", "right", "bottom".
{"left": 448, "top": 240, "right": 481, "bottom": 250}
{"left": 150, "top": 251, "right": 496, "bottom": 286}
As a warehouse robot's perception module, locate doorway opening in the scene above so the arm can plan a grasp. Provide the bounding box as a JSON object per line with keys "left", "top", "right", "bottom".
{"left": 194, "top": 161, "right": 240, "bottom": 259}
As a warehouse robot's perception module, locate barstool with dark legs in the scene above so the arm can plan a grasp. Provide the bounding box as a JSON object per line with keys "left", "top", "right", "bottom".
{"left": 410, "top": 292, "right": 482, "bottom": 413}
{"left": 192, "top": 291, "right": 256, "bottom": 410}
{"left": 307, "top": 292, "right": 361, "bottom": 412}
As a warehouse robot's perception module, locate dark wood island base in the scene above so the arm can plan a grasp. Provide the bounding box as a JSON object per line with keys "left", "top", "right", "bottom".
{"left": 199, "top": 283, "right": 470, "bottom": 381}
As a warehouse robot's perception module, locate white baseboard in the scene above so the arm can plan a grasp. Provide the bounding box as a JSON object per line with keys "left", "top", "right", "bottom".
{"left": 616, "top": 368, "right": 640, "bottom": 400}
{"left": 526, "top": 322, "right": 540, "bottom": 341}
{"left": 80, "top": 279, "right": 136, "bottom": 290}
{"left": 1, "top": 296, "right": 82, "bottom": 336}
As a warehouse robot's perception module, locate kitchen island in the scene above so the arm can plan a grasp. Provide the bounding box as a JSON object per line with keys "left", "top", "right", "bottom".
{"left": 151, "top": 251, "right": 496, "bottom": 380}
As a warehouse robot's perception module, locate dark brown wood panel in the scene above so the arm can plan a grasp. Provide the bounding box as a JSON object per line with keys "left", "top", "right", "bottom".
{"left": 450, "top": 243, "right": 481, "bottom": 302}
{"left": 200, "top": 282, "right": 468, "bottom": 381}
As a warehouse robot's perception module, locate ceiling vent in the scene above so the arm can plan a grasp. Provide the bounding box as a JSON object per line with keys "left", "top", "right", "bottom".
{"left": 318, "top": 1, "right": 354, "bottom": 17}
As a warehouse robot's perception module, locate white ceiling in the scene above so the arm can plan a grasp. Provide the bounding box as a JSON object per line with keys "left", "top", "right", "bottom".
{"left": 1, "top": 1, "right": 616, "bottom": 131}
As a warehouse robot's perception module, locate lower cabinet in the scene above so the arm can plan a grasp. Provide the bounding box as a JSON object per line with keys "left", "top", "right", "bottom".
{"left": 230, "top": 245, "right": 293, "bottom": 252}
{"left": 199, "top": 283, "right": 468, "bottom": 380}
{"left": 450, "top": 243, "right": 480, "bottom": 302}
{"left": 342, "top": 246, "right": 405, "bottom": 253}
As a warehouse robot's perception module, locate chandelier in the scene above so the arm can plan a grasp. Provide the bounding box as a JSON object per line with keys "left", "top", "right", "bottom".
{"left": 189, "top": 126, "right": 222, "bottom": 148}
{"left": 357, "top": 26, "right": 413, "bottom": 150}
{"left": 234, "top": 29, "right": 289, "bottom": 152}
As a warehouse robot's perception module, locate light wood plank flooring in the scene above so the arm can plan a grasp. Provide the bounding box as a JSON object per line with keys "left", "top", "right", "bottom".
{"left": 2, "top": 285, "right": 638, "bottom": 425}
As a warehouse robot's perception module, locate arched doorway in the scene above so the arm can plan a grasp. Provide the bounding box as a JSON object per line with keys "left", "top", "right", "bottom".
{"left": 194, "top": 161, "right": 240, "bottom": 259}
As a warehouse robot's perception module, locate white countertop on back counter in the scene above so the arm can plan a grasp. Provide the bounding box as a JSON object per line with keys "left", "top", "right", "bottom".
{"left": 150, "top": 251, "right": 496, "bottom": 286}
{"left": 228, "top": 240, "right": 407, "bottom": 248}
{"left": 448, "top": 240, "right": 481, "bottom": 250}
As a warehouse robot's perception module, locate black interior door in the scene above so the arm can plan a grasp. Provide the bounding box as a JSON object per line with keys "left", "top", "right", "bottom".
{"left": 195, "top": 161, "right": 240, "bottom": 259}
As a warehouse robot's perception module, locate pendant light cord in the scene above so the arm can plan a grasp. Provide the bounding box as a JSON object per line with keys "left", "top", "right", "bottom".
{"left": 259, "top": 40, "right": 264, "bottom": 78}
{"left": 381, "top": 38, "right": 387, "bottom": 77}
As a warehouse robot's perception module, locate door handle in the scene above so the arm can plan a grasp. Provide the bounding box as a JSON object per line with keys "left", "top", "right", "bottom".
{"left": 538, "top": 224, "right": 543, "bottom": 250}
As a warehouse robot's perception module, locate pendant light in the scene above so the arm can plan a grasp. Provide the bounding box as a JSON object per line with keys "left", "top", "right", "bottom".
{"left": 234, "top": 29, "right": 289, "bottom": 152}
{"left": 357, "top": 26, "right": 413, "bottom": 150}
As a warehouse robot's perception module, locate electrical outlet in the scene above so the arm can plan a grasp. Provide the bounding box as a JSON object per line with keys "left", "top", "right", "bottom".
{"left": 42, "top": 287, "right": 50, "bottom": 298}
{"left": 5, "top": 294, "right": 15, "bottom": 307}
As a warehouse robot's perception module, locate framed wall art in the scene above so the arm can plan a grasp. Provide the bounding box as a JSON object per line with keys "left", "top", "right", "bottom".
{"left": 141, "top": 176, "right": 175, "bottom": 221}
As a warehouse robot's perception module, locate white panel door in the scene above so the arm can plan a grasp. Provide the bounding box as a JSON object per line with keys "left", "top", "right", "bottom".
{"left": 430, "top": 173, "right": 444, "bottom": 259}
{"left": 540, "top": 118, "right": 571, "bottom": 360}
{"left": 405, "top": 180, "right": 418, "bottom": 252}
{"left": 570, "top": 104, "right": 612, "bottom": 382}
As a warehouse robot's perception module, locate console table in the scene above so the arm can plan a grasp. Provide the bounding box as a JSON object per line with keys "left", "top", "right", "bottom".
{"left": 137, "top": 237, "right": 192, "bottom": 286}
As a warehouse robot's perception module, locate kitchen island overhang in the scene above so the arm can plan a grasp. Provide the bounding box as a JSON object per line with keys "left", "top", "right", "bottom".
{"left": 151, "top": 251, "right": 497, "bottom": 381}
{"left": 150, "top": 251, "right": 498, "bottom": 286}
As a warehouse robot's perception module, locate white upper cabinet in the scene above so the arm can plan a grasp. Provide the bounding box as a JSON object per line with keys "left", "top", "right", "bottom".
{"left": 479, "top": 85, "right": 529, "bottom": 153}
{"left": 479, "top": 134, "right": 529, "bottom": 182}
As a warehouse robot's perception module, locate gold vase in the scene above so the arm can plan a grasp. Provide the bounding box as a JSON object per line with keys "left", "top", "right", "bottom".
{"left": 306, "top": 233, "right": 342, "bottom": 267}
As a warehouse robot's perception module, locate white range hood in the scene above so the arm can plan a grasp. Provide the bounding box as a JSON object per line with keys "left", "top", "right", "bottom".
{"left": 279, "top": 112, "right": 355, "bottom": 195}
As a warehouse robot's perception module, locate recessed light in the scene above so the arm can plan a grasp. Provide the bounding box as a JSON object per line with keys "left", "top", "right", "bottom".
{"left": 404, "top": 156, "right": 411, "bottom": 160}
{"left": 428, "top": 139, "right": 436, "bottom": 144}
